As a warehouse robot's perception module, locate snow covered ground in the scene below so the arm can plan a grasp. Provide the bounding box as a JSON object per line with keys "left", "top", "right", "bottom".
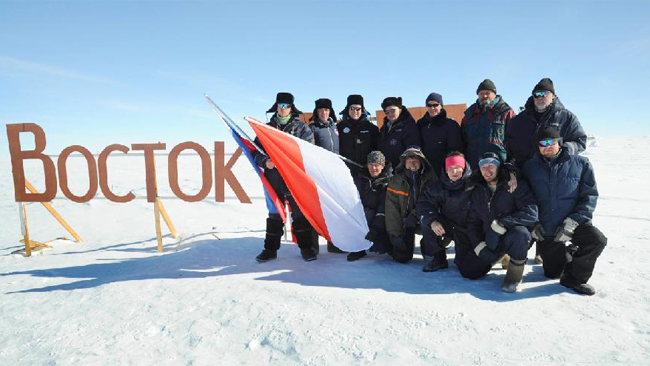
{"left": 1, "top": 137, "right": 649, "bottom": 365}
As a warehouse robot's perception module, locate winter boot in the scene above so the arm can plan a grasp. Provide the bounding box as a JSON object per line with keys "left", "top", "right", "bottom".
{"left": 347, "top": 250, "right": 367, "bottom": 262}
{"left": 560, "top": 273, "right": 596, "bottom": 296}
{"left": 422, "top": 255, "right": 448, "bottom": 272}
{"left": 500, "top": 254, "right": 510, "bottom": 269}
{"left": 534, "top": 244, "right": 543, "bottom": 264}
{"left": 501, "top": 258, "right": 526, "bottom": 293}
{"left": 293, "top": 217, "right": 317, "bottom": 262}
{"left": 327, "top": 241, "right": 345, "bottom": 253}
{"left": 256, "top": 249, "right": 277, "bottom": 263}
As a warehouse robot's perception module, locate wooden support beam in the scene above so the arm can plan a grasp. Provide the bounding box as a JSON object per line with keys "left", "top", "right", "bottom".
{"left": 156, "top": 199, "right": 177, "bottom": 238}
{"left": 24, "top": 180, "right": 82, "bottom": 242}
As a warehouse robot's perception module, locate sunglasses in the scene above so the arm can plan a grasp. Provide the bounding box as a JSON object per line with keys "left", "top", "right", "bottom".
{"left": 278, "top": 103, "right": 291, "bottom": 109}
{"left": 533, "top": 91, "right": 548, "bottom": 98}
{"left": 426, "top": 103, "right": 441, "bottom": 108}
{"left": 349, "top": 106, "right": 362, "bottom": 112}
{"left": 385, "top": 108, "right": 399, "bottom": 114}
{"left": 539, "top": 138, "right": 559, "bottom": 147}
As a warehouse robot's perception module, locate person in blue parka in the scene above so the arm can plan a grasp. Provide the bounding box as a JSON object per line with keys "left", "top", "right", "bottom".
{"left": 523, "top": 127, "right": 607, "bottom": 296}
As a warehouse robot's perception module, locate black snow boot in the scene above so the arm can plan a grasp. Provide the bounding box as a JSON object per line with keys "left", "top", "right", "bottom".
{"left": 293, "top": 217, "right": 317, "bottom": 262}
{"left": 501, "top": 258, "right": 526, "bottom": 293}
{"left": 347, "top": 250, "right": 367, "bottom": 262}
{"left": 263, "top": 217, "right": 284, "bottom": 251}
{"left": 256, "top": 249, "right": 277, "bottom": 263}
{"left": 327, "top": 241, "right": 345, "bottom": 253}
{"left": 422, "top": 255, "right": 448, "bottom": 272}
{"left": 560, "top": 273, "right": 596, "bottom": 296}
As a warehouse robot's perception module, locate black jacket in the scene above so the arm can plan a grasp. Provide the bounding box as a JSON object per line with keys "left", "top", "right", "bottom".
{"left": 378, "top": 108, "right": 421, "bottom": 169}
{"left": 337, "top": 115, "right": 379, "bottom": 172}
{"left": 354, "top": 163, "right": 393, "bottom": 230}
{"left": 417, "top": 165, "right": 474, "bottom": 229}
{"left": 416, "top": 109, "right": 463, "bottom": 177}
{"left": 506, "top": 96, "right": 587, "bottom": 170}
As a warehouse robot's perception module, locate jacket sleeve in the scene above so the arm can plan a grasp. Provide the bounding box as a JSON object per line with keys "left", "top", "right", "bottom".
{"left": 385, "top": 180, "right": 405, "bottom": 237}
{"left": 569, "top": 159, "right": 597, "bottom": 224}
{"left": 499, "top": 182, "right": 539, "bottom": 229}
{"left": 560, "top": 111, "right": 587, "bottom": 155}
{"left": 298, "top": 123, "right": 316, "bottom": 144}
{"left": 403, "top": 120, "right": 422, "bottom": 150}
{"left": 371, "top": 187, "right": 388, "bottom": 230}
{"left": 252, "top": 137, "right": 269, "bottom": 168}
{"left": 465, "top": 193, "right": 484, "bottom": 247}
{"left": 416, "top": 184, "right": 443, "bottom": 227}
{"left": 447, "top": 120, "right": 464, "bottom": 154}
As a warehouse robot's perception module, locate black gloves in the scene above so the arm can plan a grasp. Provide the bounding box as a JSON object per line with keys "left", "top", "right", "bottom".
{"left": 365, "top": 227, "right": 381, "bottom": 242}
{"left": 531, "top": 224, "right": 545, "bottom": 241}
{"left": 404, "top": 213, "right": 418, "bottom": 229}
{"left": 554, "top": 218, "right": 579, "bottom": 242}
{"left": 390, "top": 235, "right": 407, "bottom": 251}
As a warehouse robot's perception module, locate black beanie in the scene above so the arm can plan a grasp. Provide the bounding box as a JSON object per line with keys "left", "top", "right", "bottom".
{"left": 536, "top": 126, "right": 561, "bottom": 141}
{"left": 476, "top": 79, "right": 497, "bottom": 95}
{"left": 346, "top": 94, "right": 364, "bottom": 108}
{"left": 315, "top": 98, "right": 333, "bottom": 110}
{"left": 276, "top": 92, "right": 294, "bottom": 105}
{"left": 381, "top": 96, "right": 402, "bottom": 110}
{"left": 426, "top": 92, "right": 443, "bottom": 105}
{"left": 533, "top": 78, "right": 555, "bottom": 94}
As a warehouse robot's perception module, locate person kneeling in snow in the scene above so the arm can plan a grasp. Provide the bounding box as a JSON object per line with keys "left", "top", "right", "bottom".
{"left": 458, "top": 152, "right": 538, "bottom": 292}
{"left": 416, "top": 152, "right": 473, "bottom": 272}
{"left": 523, "top": 127, "right": 607, "bottom": 295}
{"left": 347, "top": 151, "right": 393, "bottom": 261}
{"left": 384, "top": 146, "right": 438, "bottom": 267}
{"left": 253, "top": 92, "right": 319, "bottom": 263}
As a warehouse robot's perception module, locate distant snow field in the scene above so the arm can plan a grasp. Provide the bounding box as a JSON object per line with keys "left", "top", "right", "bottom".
{"left": 1, "top": 137, "right": 649, "bottom": 365}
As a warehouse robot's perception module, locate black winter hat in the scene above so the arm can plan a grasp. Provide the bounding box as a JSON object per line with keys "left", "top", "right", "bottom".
{"left": 533, "top": 78, "right": 555, "bottom": 94}
{"left": 536, "top": 126, "right": 561, "bottom": 141}
{"left": 381, "top": 96, "right": 402, "bottom": 110}
{"left": 347, "top": 94, "right": 364, "bottom": 108}
{"left": 266, "top": 92, "right": 302, "bottom": 114}
{"left": 426, "top": 92, "right": 444, "bottom": 105}
{"left": 476, "top": 79, "right": 497, "bottom": 95}
{"left": 310, "top": 98, "right": 337, "bottom": 122}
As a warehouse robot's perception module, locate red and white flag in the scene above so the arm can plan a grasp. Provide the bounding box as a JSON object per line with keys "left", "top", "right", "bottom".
{"left": 246, "top": 117, "right": 370, "bottom": 252}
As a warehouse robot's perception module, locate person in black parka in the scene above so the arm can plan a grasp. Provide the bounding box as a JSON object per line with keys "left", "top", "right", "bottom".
{"left": 252, "top": 92, "right": 318, "bottom": 263}
{"left": 337, "top": 94, "right": 379, "bottom": 176}
{"left": 417, "top": 151, "right": 473, "bottom": 272}
{"left": 417, "top": 92, "right": 463, "bottom": 177}
{"left": 459, "top": 152, "right": 538, "bottom": 293}
{"left": 523, "top": 127, "right": 606, "bottom": 296}
{"left": 378, "top": 97, "right": 421, "bottom": 170}
{"left": 347, "top": 151, "right": 393, "bottom": 262}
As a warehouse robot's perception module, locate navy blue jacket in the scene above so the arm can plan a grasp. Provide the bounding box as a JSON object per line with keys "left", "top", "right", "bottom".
{"left": 417, "top": 165, "right": 473, "bottom": 229}
{"left": 378, "top": 108, "right": 421, "bottom": 169}
{"left": 337, "top": 115, "right": 379, "bottom": 172}
{"left": 523, "top": 148, "right": 597, "bottom": 237}
{"left": 416, "top": 109, "right": 463, "bottom": 177}
{"left": 309, "top": 117, "right": 339, "bottom": 153}
{"left": 461, "top": 96, "right": 516, "bottom": 170}
{"left": 506, "top": 96, "right": 587, "bottom": 170}
{"left": 466, "top": 169, "right": 538, "bottom": 248}
{"left": 354, "top": 163, "right": 393, "bottom": 230}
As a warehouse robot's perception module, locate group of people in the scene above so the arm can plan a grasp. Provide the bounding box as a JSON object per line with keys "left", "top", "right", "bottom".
{"left": 250, "top": 78, "right": 607, "bottom": 296}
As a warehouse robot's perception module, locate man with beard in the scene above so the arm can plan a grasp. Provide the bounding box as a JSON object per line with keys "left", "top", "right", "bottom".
{"left": 506, "top": 78, "right": 587, "bottom": 171}
{"left": 524, "top": 127, "right": 606, "bottom": 296}
{"left": 337, "top": 94, "right": 379, "bottom": 176}
{"left": 347, "top": 151, "right": 393, "bottom": 262}
{"left": 417, "top": 152, "right": 472, "bottom": 272}
{"left": 461, "top": 152, "right": 538, "bottom": 293}
{"left": 385, "top": 146, "right": 437, "bottom": 266}
{"left": 378, "top": 97, "right": 421, "bottom": 169}
{"left": 461, "top": 79, "right": 516, "bottom": 170}
{"left": 417, "top": 92, "right": 463, "bottom": 177}
{"left": 253, "top": 92, "right": 319, "bottom": 263}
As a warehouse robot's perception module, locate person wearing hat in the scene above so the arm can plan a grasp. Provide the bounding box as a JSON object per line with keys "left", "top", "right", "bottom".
{"left": 523, "top": 127, "right": 606, "bottom": 296}
{"left": 461, "top": 79, "right": 516, "bottom": 170}
{"left": 347, "top": 151, "right": 394, "bottom": 262}
{"left": 417, "top": 92, "right": 463, "bottom": 177}
{"left": 384, "top": 146, "right": 438, "bottom": 267}
{"left": 253, "top": 92, "right": 319, "bottom": 263}
{"left": 378, "top": 97, "right": 421, "bottom": 170}
{"left": 309, "top": 98, "right": 339, "bottom": 154}
{"left": 459, "top": 151, "right": 538, "bottom": 292}
{"left": 506, "top": 77, "right": 587, "bottom": 171}
{"left": 337, "top": 94, "right": 379, "bottom": 175}
{"left": 416, "top": 151, "right": 473, "bottom": 272}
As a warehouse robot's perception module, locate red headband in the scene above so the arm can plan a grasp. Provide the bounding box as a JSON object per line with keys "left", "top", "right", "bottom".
{"left": 445, "top": 155, "right": 466, "bottom": 171}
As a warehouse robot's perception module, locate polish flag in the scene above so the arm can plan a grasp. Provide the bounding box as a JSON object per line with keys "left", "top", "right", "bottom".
{"left": 246, "top": 117, "right": 370, "bottom": 252}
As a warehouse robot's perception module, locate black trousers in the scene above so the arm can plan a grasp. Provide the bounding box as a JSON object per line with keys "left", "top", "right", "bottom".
{"left": 538, "top": 223, "right": 607, "bottom": 283}
{"left": 420, "top": 219, "right": 454, "bottom": 260}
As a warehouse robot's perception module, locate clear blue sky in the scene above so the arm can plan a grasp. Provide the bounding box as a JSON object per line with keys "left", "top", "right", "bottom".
{"left": 1, "top": 0, "right": 649, "bottom": 156}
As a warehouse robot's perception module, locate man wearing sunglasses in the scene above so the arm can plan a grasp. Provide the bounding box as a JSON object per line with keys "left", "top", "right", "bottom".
{"left": 337, "top": 94, "right": 379, "bottom": 176}
{"left": 523, "top": 127, "right": 607, "bottom": 296}
{"left": 461, "top": 79, "right": 516, "bottom": 171}
{"left": 416, "top": 92, "right": 463, "bottom": 177}
{"left": 253, "top": 92, "right": 319, "bottom": 263}
{"left": 505, "top": 77, "right": 587, "bottom": 171}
